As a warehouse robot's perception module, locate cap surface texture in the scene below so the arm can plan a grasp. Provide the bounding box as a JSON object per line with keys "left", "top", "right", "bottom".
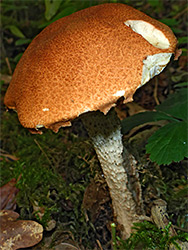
{"left": 4, "top": 3, "right": 178, "bottom": 132}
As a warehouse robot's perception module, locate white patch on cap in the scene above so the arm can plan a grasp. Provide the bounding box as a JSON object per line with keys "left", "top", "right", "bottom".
{"left": 113, "top": 90, "right": 125, "bottom": 97}
{"left": 83, "top": 108, "right": 90, "bottom": 114}
{"left": 141, "top": 53, "right": 172, "bottom": 86}
{"left": 124, "top": 20, "right": 170, "bottom": 49}
{"left": 36, "top": 124, "right": 44, "bottom": 129}
{"left": 43, "top": 108, "right": 49, "bottom": 111}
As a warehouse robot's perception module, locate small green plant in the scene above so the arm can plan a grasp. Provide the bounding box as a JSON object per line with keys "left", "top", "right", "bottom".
{"left": 121, "top": 85, "right": 188, "bottom": 165}
{"left": 111, "top": 221, "right": 188, "bottom": 250}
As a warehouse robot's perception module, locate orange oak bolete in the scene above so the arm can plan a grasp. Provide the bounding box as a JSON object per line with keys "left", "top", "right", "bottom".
{"left": 4, "top": 3, "right": 179, "bottom": 238}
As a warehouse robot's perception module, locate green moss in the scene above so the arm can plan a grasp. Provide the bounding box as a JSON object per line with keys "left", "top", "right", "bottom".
{"left": 0, "top": 108, "right": 100, "bottom": 248}
{"left": 112, "top": 221, "right": 188, "bottom": 250}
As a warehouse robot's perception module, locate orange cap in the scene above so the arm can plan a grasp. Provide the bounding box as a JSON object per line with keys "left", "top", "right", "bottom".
{"left": 4, "top": 3, "right": 178, "bottom": 133}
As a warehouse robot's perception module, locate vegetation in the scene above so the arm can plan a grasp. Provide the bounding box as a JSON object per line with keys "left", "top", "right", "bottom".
{"left": 1, "top": 0, "right": 187, "bottom": 249}
{"left": 121, "top": 85, "right": 188, "bottom": 165}
{"left": 112, "top": 221, "right": 188, "bottom": 250}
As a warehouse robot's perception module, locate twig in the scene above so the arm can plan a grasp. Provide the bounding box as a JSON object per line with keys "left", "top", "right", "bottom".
{"left": 34, "top": 139, "right": 52, "bottom": 166}
{"left": 173, "top": 225, "right": 188, "bottom": 233}
{"left": 5, "top": 57, "right": 12, "bottom": 75}
{"left": 154, "top": 78, "right": 160, "bottom": 105}
{"left": 96, "top": 239, "right": 103, "bottom": 250}
{"left": 173, "top": 7, "right": 188, "bottom": 19}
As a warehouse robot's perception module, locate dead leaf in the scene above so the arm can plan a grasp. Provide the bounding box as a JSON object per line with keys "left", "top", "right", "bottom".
{"left": 82, "top": 179, "right": 110, "bottom": 222}
{"left": 0, "top": 149, "right": 19, "bottom": 162}
{"left": 116, "top": 102, "right": 146, "bottom": 120}
{"left": 0, "top": 210, "right": 43, "bottom": 250}
{"left": 54, "top": 242, "right": 79, "bottom": 250}
{"left": 0, "top": 74, "right": 12, "bottom": 84}
{"left": 174, "top": 48, "right": 182, "bottom": 61}
{"left": 178, "top": 55, "right": 188, "bottom": 69}
{"left": 0, "top": 178, "right": 19, "bottom": 210}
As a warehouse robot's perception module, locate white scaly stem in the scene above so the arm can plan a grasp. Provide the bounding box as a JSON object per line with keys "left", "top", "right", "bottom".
{"left": 81, "top": 109, "right": 137, "bottom": 238}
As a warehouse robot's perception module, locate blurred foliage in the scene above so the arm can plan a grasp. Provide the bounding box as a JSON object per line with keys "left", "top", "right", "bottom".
{"left": 1, "top": 0, "right": 188, "bottom": 249}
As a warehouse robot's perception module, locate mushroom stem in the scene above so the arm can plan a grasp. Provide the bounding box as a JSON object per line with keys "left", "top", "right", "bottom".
{"left": 81, "top": 109, "right": 138, "bottom": 238}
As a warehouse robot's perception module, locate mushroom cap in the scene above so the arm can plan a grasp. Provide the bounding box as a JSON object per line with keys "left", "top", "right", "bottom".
{"left": 4, "top": 3, "right": 178, "bottom": 133}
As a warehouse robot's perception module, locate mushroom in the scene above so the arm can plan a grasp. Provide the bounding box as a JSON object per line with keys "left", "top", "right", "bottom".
{"left": 4, "top": 3, "right": 179, "bottom": 238}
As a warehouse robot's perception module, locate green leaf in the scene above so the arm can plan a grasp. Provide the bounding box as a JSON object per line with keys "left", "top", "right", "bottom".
{"left": 15, "top": 38, "right": 32, "bottom": 46}
{"left": 159, "top": 18, "right": 179, "bottom": 27}
{"left": 121, "top": 89, "right": 187, "bottom": 134}
{"left": 6, "top": 25, "right": 25, "bottom": 38}
{"left": 178, "top": 36, "right": 188, "bottom": 45}
{"left": 39, "top": 6, "right": 76, "bottom": 28}
{"left": 156, "top": 88, "right": 188, "bottom": 121}
{"left": 181, "top": 48, "right": 188, "bottom": 56}
{"left": 0, "top": 80, "right": 5, "bottom": 86}
{"left": 1, "top": 2, "right": 28, "bottom": 13}
{"left": 45, "top": 0, "right": 63, "bottom": 21}
{"left": 147, "top": 0, "right": 161, "bottom": 7}
{"left": 121, "top": 111, "right": 177, "bottom": 134}
{"left": 181, "top": 48, "right": 188, "bottom": 52}
{"left": 13, "top": 53, "right": 23, "bottom": 63}
{"left": 146, "top": 121, "right": 188, "bottom": 165}
{"left": 171, "top": 72, "right": 188, "bottom": 83}
{"left": 172, "top": 28, "right": 183, "bottom": 34}
{"left": 51, "top": 6, "right": 76, "bottom": 21}
{"left": 174, "top": 82, "right": 188, "bottom": 88}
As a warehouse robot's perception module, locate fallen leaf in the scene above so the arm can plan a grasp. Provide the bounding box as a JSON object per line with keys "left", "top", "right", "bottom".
{"left": 0, "top": 210, "right": 43, "bottom": 250}
{"left": 0, "top": 149, "right": 19, "bottom": 162}
{"left": 178, "top": 55, "right": 187, "bottom": 69}
{"left": 54, "top": 242, "right": 79, "bottom": 250}
{"left": 82, "top": 179, "right": 110, "bottom": 222}
{"left": 0, "top": 178, "right": 19, "bottom": 210}
{"left": 0, "top": 74, "right": 12, "bottom": 84}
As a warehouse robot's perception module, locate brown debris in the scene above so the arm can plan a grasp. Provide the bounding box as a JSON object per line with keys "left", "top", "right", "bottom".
{"left": 82, "top": 179, "right": 110, "bottom": 222}
{"left": 174, "top": 48, "right": 182, "bottom": 61}
{"left": 0, "top": 149, "right": 19, "bottom": 162}
{"left": 0, "top": 178, "right": 19, "bottom": 210}
{"left": 0, "top": 210, "right": 43, "bottom": 250}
